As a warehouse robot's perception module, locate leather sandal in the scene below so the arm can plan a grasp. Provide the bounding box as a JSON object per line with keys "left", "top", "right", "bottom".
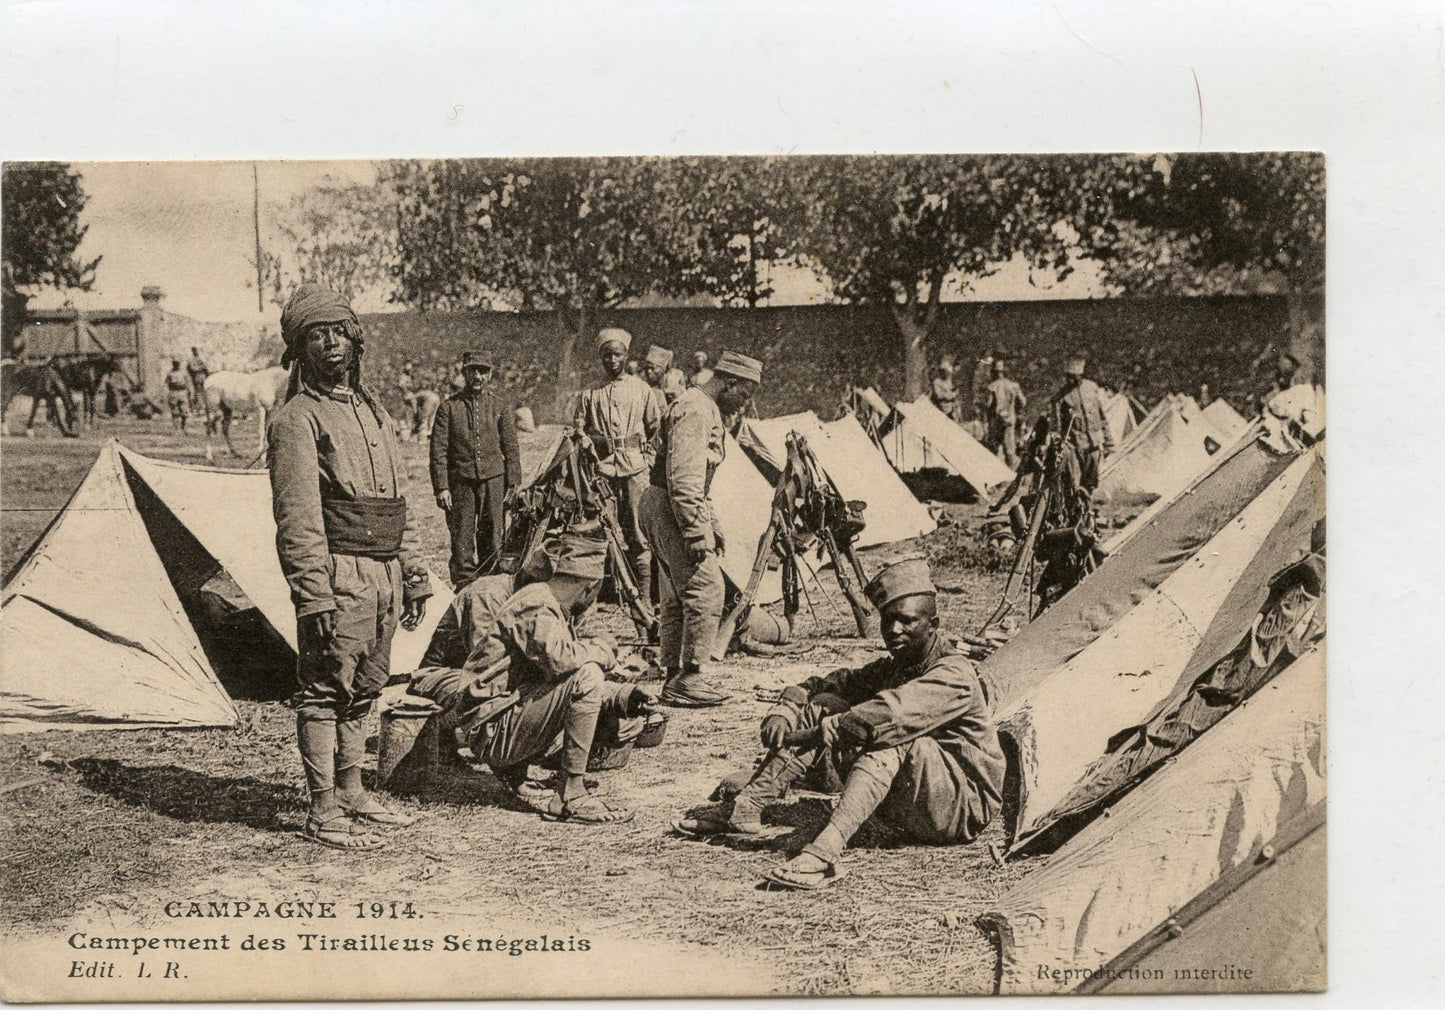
{"left": 762, "top": 855, "right": 847, "bottom": 890}
{"left": 539, "top": 793, "right": 635, "bottom": 825}
{"left": 299, "top": 811, "right": 387, "bottom": 851}
{"left": 340, "top": 796, "right": 418, "bottom": 827}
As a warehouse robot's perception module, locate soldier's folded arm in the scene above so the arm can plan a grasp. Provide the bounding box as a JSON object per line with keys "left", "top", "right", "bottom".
{"left": 850, "top": 663, "right": 980, "bottom": 749}
{"left": 267, "top": 406, "right": 335, "bottom": 618}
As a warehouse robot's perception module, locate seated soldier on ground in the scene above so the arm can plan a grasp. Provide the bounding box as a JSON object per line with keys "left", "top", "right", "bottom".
{"left": 671, "top": 558, "right": 1006, "bottom": 890}
{"left": 410, "top": 534, "right": 658, "bottom": 823}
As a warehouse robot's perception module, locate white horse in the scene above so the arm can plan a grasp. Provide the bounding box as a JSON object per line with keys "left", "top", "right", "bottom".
{"left": 410, "top": 388, "right": 441, "bottom": 442}
{"left": 203, "top": 366, "right": 289, "bottom": 462}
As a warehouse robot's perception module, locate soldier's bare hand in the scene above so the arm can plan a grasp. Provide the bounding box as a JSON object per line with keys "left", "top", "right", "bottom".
{"left": 759, "top": 714, "right": 789, "bottom": 752}
{"left": 435, "top": 490, "right": 452, "bottom": 511}
{"left": 401, "top": 597, "right": 427, "bottom": 630}
{"left": 302, "top": 610, "right": 337, "bottom": 644}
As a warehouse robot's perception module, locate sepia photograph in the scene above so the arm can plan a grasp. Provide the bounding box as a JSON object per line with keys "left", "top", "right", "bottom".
{"left": 0, "top": 152, "right": 1326, "bottom": 998}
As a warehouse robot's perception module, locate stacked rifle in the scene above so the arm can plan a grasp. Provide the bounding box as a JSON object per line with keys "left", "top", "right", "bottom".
{"left": 499, "top": 428, "right": 658, "bottom": 640}
{"left": 721, "top": 431, "right": 874, "bottom": 645}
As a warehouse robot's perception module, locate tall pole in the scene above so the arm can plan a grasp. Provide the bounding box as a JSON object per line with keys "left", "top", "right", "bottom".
{"left": 253, "top": 162, "right": 264, "bottom": 313}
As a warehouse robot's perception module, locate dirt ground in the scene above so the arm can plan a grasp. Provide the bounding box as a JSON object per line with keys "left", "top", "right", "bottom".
{"left": 0, "top": 411, "right": 1041, "bottom": 997}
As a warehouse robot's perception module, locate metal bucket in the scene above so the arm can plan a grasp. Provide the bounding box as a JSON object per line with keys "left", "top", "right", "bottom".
{"left": 378, "top": 700, "right": 442, "bottom": 792}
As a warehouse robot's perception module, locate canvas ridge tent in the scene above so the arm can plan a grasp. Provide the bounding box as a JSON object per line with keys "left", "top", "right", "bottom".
{"left": 737, "top": 410, "right": 936, "bottom": 548}
{"left": 1097, "top": 393, "right": 1248, "bottom": 504}
{"left": 979, "top": 425, "right": 1307, "bottom": 712}
{"left": 977, "top": 643, "right": 1325, "bottom": 995}
{"left": 876, "top": 395, "right": 1014, "bottom": 498}
{"left": 994, "top": 446, "right": 1323, "bottom": 854}
{"left": 1, "top": 442, "right": 452, "bottom": 733}
{"left": 1078, "top": 800, "right": 1326, "bottom": 995}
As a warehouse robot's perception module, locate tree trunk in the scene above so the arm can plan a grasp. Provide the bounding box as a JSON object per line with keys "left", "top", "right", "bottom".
{"left": 889, "top": 275, "right": 944, "bottom": 401}
{"left": 1286, "top": 286, "right": 1323, "bottom": 385}
{"left": 554, "top": 300, "right": 592, "bottom": 421}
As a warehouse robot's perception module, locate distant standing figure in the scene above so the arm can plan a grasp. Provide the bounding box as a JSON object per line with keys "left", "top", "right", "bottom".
{"left": 186, "top": 346, "right": 210, "bottom": 411}
{"left": 688, "top": 350, "right": 714, "bottom": 388}
{"left": 971, "top": 352, "right": 995, "bottom": 424}
{"left": 572, "top": 327, "right": 663, "bottom": 607}
{"left": 431, "top": 351, "right": 521, "bottom": 589}
{"left": 642, "top": 344, "right": 688, "bottom": 406}
{"left": 984, "top": 358, "right": 1027, "bottom": 467}
{"left": 1049, "top": 355, "right": 1115, "bottom": 491}
{"left": 165, "top": 359, "right": 191, "bottom": 431}
{"left": 929, "top": 360, "right": 959, "bottom": 422}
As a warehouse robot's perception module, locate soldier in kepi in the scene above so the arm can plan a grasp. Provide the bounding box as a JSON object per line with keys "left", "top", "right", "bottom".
{"left": 641, "top": 349, "right": 763, "bottom": 708}
{"left": 430, "top": 351, "right": 521, "bottom": 589}
{"left": 1049, "top": 354, "right": 1115, "bottom": 492}
{"left": 267, "top": 284, "right": 432, "bottom": 850}
{"left": 671, "top": 558, "right": 1005, "bottom": 891}
{"left": 572, "top": 327, "right": 663, "bottom": 608}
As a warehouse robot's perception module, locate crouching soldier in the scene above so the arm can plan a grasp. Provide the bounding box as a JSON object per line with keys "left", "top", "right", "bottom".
{"left": 268, "top": 284, "right": 432, "bottom": 851}
{"left": 452, "top": 534, "right": 657, "bottom": 823}
{"left": 671, "top": 558, "right": 1005, "bottom": 890}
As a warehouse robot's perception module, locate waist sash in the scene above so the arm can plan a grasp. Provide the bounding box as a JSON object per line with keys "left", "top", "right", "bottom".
{"left": 322, "top": 496, "right": 407, "bottom": 557}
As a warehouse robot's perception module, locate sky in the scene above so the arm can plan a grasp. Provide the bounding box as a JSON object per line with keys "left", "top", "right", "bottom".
{"left": 27, "top": 159, "right": 1110, "bottom": 323}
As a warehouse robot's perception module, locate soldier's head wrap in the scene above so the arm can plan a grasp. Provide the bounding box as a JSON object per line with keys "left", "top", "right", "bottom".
{"left": 714, "top": 349, "right": 763, "bottom": 384}
{"left": 1063, "top": 356, "right": 1086, "bottom": 377}
{"left": 864, "top": 557, "right": 935, "bottom": 610}
{"left": 597, "top": 327, "right": 633, "bottom": 352}
{"left": 645, "top": 344, "right": 674, "bottom": 369}
{"left": 279, "top": 284, "right": 361, "bottom": 367}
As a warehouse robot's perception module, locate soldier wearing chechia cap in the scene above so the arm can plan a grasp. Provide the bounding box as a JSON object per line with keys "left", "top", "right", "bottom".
{"left": 571, "top": 328, "right": 663, "bottom": 606}
{"left": 671, "top": 558, "right": 1006, "bottom": 890}
{"left": 641, "top": 349, "right": 764, "bottom": 707}
{"left": 640, "top": 344, "right": 687, "bottom": 405}
{"left": 268, "top": 284, "right": 432, "bottom": 850}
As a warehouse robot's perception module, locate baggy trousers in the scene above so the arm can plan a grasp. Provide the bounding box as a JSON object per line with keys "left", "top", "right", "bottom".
{"left": 987, "top": 416, "right": 1019, "bottom": 468}
{"left": 607, "top": 470, "right": 653, "bottom": 606}
{"left": 294, "top": 553, "right": 402, "bottom": 720}
{"left": 479, "top": 666, "right": 631, "bottom": 776}
{"left": 447, "top": 475, "right": 506, "bottom": 587}
{"left": 294, "top": 553, "right": 402, "bottom": 793}
{"left": 639, "top": 484, "right": 724, "bottom": 671}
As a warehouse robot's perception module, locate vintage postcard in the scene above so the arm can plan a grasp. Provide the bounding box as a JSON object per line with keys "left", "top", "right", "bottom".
{"left": 0, "top": 153, "right": 1325, "bottom": 1000}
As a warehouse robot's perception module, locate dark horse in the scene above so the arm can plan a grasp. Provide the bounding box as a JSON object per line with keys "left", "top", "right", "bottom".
{"left": 54, "top": 353, "right": 127, "bottom": 427}
{"left": 1, "top": 359, "right": 78, "bottom": 437}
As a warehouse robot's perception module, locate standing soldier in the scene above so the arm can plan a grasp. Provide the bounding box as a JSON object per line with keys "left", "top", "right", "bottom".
{"left": 929, "top": 360, "right": 959, "bottom": 421}
{"left": 983, "top": 357, "right": 1028, "bottom": 467}
{"left": 572, "top": 328, "right": 662, "bottom": 606}
{"left": 267, "top": 284, "right": 432, "bottom": 850}
{"left": 688, "top": 350, "right": 714, "bottom": 388}
{"left": 165, "top": 358, "right": 191, "bottom": 432}
{"left": 641, "top": 349, "right": 763, "bottom": 708}
{"left": 640, "top": 344, "right": 687, "bottom": 404}
{"left": 970, "top": 351, "right": 996, "bottom": 427}
{"left": 431, "top": 351, "right": 521, "bottom": 589}
{"left": 1049, "top": 354, "right": 1115, "bottom": 492}
{"left": 185, "top": 346, "right": 210, "bottom": 411}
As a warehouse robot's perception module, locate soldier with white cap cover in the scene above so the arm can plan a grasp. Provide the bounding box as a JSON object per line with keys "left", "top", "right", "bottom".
{"left": 571, "top": 327, "right": 663, "bottom": 606}
{"left": 671, "top": 557, "right": 1006, "bottom": 890}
